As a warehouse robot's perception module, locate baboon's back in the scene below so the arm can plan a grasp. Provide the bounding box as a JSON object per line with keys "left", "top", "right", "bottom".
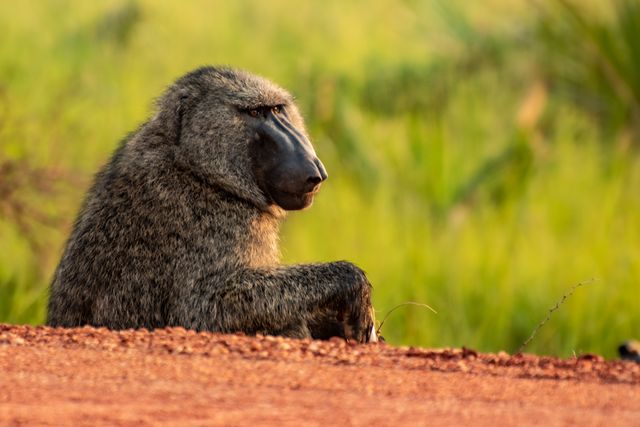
{"left": 48, "top": 145, "right": 173, "bottom": 329}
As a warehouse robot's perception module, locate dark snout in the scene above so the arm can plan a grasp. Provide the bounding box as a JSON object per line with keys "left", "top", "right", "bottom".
{"left": 252, "top": 110, "right": 328, "bottom": 210}
{"left": 303, "top": 157, "right": 328, "bottom": 192}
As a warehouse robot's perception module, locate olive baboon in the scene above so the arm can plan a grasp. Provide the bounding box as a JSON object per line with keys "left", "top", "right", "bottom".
{"left": 47, "top": 66, "right": 375, "bottom": 342}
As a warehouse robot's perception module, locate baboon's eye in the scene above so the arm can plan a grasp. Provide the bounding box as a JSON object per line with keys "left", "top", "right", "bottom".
{"left": 248, "top": 109, "right": 260, "bottom": 118}
{"left": 271, "top": 105, "right": 281, "bottom": 115}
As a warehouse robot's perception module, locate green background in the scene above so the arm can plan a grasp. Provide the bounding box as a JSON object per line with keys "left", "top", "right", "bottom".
{"left": 1, "top": 0, "right": 639, "bottom": 358}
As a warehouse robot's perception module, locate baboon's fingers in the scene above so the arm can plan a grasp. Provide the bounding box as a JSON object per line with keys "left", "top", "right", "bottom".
{"left": 343, "top": 302, "right": 374, "bottom": 343}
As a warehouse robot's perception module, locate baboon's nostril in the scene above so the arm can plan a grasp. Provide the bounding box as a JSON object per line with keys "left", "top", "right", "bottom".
{"left": 307, "top": 175, "right": 323, "bottom": 186}
{"left": 306, "top": 160, "right": 327, "bottom": 188}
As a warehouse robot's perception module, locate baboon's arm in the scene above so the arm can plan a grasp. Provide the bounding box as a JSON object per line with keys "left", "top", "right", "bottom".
{"left": 206, "top": 261, "right": 373, "bottom": 342}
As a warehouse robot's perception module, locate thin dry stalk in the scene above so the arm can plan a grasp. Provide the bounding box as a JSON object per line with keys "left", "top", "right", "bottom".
{"left": 517, "top": 278, "right": 596, "bottom": 354}
{"left": 377, "top": 301, "right": 437, "bottom": 336}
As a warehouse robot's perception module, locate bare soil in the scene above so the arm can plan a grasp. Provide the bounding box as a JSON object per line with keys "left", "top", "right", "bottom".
{"left": 1, "top": 324, "right": 639, "bottom": 426}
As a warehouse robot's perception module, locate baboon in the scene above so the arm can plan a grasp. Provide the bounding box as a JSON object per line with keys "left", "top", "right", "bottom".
{"left": 47, "top": 66, "right": 375, "bottom": 342}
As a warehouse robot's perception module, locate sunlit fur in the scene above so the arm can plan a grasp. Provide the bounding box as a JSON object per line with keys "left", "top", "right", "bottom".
{"left": 47, "top": 66, "right": 373, "bottom": 342}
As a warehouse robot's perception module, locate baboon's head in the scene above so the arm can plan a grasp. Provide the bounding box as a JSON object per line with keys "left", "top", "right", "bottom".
{"left": 153, "top": 66, "right": 327, "bottom": 211}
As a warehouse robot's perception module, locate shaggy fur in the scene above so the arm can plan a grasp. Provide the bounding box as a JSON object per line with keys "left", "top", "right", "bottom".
{"left": 47, "top": 66, "right": 373, "bottom": 342}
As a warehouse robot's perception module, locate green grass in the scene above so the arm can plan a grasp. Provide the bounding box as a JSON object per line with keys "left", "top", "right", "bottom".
{"left": 1, "top": 0, "right": 639, "bottom": 358}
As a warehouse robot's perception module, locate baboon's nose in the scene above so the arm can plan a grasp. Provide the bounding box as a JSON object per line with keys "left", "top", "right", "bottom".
{"left": 306, "top": 174, "right": 323, "bottom": 186}
{"left": 315, "top": 158, "right": 328, "bottom": 182}
{"left": 306, "top": 159, "right": 328, "bottom": 189}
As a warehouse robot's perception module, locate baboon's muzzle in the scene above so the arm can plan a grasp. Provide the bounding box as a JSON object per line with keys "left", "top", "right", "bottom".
{"left": 252, "top": 109, "right": 328, "bottom": 210}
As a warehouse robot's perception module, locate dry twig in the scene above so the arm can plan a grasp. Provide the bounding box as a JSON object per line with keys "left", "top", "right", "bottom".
{"left": 377, "top": 301, "right": 437, "bottom": 336}
{"left": 517, "top": 278, "right": 596, "bottom": 354}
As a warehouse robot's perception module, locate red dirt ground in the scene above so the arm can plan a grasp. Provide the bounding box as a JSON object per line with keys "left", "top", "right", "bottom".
{"left": 1, "top": 324, "right": 639, "bottom": 426}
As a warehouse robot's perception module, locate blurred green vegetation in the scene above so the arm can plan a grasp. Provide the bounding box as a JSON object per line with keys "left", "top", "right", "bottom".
{"left": 1, "top": 0, "right": 639, "bottom": 358}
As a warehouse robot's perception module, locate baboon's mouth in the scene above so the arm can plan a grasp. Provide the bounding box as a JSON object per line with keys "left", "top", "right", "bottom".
{"left": 300, "top": 187, "right": 321, "bottom": 197}
{"left": 269, "top": 185, "right": 320, "bottom": 210}
{"left": 282, "top": 184, "right": 322, "bottom": 197}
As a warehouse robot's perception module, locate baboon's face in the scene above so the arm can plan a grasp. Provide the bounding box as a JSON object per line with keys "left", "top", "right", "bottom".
{"left": 243, "top": 104, "right": 327, "bottom": 210}
{"left": 169, "top": 68, "right": 327, "bottom": 211}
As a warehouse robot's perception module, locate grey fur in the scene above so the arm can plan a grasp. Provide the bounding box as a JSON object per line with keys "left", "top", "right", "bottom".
{"left": 47, "top": 66, "right": 374, "bottom": 342}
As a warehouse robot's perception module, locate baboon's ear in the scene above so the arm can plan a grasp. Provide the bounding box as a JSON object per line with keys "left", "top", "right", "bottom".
{"left": 173, "top": 94, "right": 190, "bottom": 145}
{"left": 155, "top": 90, "right": 191, "bottom": 146}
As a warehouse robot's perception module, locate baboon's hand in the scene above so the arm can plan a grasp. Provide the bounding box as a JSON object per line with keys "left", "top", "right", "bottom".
{"left": 332, "top": 261, "right": 374, "bottom": 343}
